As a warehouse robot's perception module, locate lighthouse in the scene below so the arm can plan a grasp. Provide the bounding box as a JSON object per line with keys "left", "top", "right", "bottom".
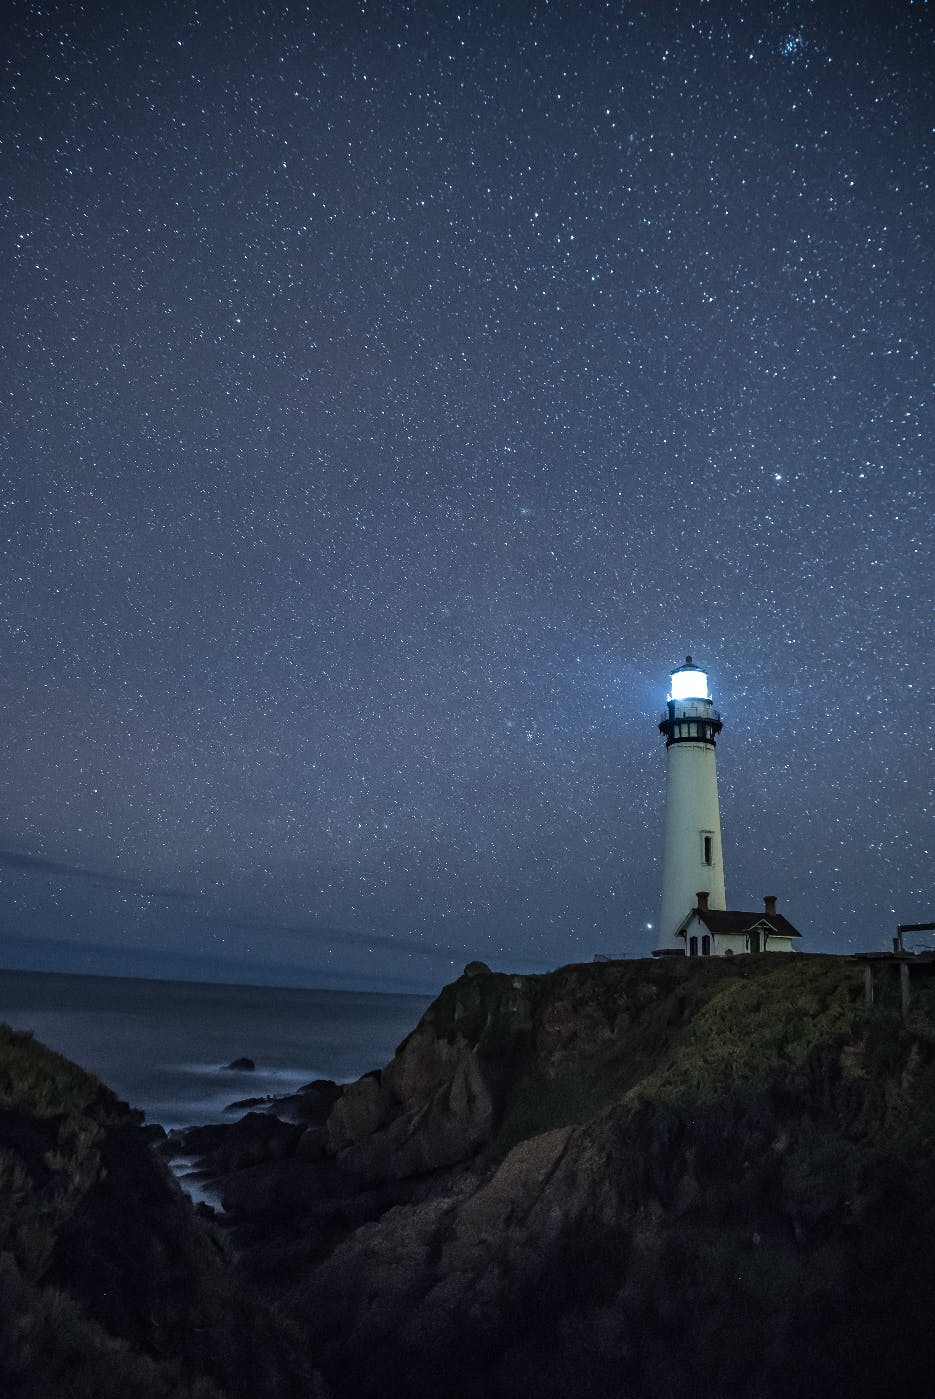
{"left": 656, "top": 657, "right": 727, "bottom": 951}
{"left": 652, "top": 657, "right": 804, "bottom": 956}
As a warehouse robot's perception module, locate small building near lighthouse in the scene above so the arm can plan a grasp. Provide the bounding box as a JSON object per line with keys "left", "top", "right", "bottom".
{"left": 654, "top": 657, "right": 803, "bottom": 957}
{"left": 675, "top": 892, "right": 801, "bottom": 958}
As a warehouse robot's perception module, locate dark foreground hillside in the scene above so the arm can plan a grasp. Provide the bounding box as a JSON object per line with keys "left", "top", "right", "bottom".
{"left": 9, "top": 954, "right": 935, "bottom": 1399}
{"left": 175, "top": 953, "right": 935, "bottom": 1399}
{"left": 0, "top": 1023, "right": 322, "bottom": 1399}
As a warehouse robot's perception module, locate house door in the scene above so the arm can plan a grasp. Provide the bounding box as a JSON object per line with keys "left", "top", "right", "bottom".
{"left": 749, "top": 929, "right": 761, "bottom": 953}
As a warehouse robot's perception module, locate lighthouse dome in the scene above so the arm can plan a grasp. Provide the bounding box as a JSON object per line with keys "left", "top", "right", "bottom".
{"left": 669, "top": 656, "right": 710, "bottom": 702}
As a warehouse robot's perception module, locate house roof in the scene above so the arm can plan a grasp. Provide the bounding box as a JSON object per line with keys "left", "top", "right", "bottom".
{"left": 684, "top": 910, "right": 802, "bottom": 939}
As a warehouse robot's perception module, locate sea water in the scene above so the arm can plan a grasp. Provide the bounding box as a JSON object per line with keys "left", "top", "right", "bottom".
{"left": 0, "top": 968, "right": 431, "bottom": 1130}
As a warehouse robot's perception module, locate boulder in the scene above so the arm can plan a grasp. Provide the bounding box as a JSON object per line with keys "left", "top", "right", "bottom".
{"left": 296, "top": 1125, "right": 328, "bottom": 1161}
{"left": 327, "top": 1072, "right": 398, "bottom": 1150}
{"left": 277, "top": 1078, "right": 343, "bottom": 1124}
{"left": 169, "top": 1112, "right": 303, "bottom": 1175}
{"left": 225, "top": 1094, "right": 273, "bottom": 1111}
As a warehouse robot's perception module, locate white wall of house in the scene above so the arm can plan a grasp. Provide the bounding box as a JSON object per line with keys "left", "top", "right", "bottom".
{"left": 712, "top": 933, "right": 747, "bottom": 957}
{"left": 679, "top": 914, "right": 795, "bottom": 957}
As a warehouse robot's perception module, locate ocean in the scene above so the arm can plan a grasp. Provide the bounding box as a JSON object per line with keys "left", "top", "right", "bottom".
{"left": 0, "top": 968, "right": 432, "bottom": 1130}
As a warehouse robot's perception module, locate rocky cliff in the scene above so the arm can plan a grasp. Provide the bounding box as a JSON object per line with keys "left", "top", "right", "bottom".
{"left": 174, "top": 953, "right": 935, "bottom": 1399}
{"left": 12, "top": 954, "right": 935, "bottom": 1399}
{"left": 0, "top": 1023, "right": 324, "bottom": 1399}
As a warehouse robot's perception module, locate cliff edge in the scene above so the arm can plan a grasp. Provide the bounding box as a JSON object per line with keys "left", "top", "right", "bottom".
{"left": 178, "top": 953, "right": 935, "bottom": 1399}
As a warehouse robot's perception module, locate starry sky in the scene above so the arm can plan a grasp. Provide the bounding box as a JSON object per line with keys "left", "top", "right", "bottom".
{"left": 2, "top": 0, "right": 932, "bottom": 994}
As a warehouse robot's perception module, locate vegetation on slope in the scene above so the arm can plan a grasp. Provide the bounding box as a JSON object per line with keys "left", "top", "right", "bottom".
{"left": 0, "top": 1024, "right": 316, "bottom": 1399}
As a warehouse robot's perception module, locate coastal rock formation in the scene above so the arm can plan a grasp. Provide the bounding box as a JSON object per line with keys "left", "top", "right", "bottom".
{"left": 171, "top": 954, "right": 935, "bottom": 1399}
{"left": 0, "top": 1024, "right": 324, "bottom": 1399}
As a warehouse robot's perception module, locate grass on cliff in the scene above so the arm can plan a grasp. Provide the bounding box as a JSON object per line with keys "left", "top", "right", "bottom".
{"left": 0, "top": 1025, "right": 113, "bottom": 1280}
{"left": 0, "top": 1252, "right": 222, "bottom": 1399}
{"left": 0, "top": 1023, "right": 106, "bottom": 1121}
{"left": 628, "top": 954, "right": 861, "bottom": 1106}
{"left": 451, "top": 955, "right": 935, "bottom": 1161}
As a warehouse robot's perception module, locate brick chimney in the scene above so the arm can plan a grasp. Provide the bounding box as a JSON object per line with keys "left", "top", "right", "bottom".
{"left": 763, "top": 895, "right": 777, "bottom": 917}
{"left": 696, "top": 890, "right": 710, "bottom": 912}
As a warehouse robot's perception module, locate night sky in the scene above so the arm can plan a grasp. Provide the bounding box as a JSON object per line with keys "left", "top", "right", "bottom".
{"left": 3, "top": 0, "right": 932, "bottom": 994}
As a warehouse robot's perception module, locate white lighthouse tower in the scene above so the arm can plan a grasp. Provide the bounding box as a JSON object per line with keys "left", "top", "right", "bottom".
{"left": 656, "top": 657, "right": 727, "bottom": 951}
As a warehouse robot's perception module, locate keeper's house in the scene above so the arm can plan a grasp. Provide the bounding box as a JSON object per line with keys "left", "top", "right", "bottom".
{"left": 676, "top": 892, "right": 802, "bottom": 958}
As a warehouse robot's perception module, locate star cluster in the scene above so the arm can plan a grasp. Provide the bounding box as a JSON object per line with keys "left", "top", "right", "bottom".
{"left": 2, "top": 0, "right": 932, "bottom": 991}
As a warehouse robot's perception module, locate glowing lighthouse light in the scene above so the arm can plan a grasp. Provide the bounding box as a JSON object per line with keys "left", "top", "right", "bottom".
{"left": 668, "top": 662, "right": 710, "bottom": 701}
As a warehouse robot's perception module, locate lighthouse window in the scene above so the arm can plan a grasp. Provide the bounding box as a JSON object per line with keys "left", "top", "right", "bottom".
{"left": 702, "top": 834, "right": 713, "bottom": 865}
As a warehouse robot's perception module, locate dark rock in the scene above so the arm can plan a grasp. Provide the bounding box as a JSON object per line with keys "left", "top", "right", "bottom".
{"left": 296, "top": 1125, "right": 328, "bottom": 1160}
{"left": 327, "top": 1071, "right": 398, "bottom": 1150}
{"left": 169, "top": 1111, "right": 303, "bottom": 1175}
{"left": 224, "top": 1056, "right": 256, "bottom": 1071}
{"left": 286, "top": 1078, "right": 343, "bottom": 1121}
{"left": 268, "top": 1078, "right": 343, "bottom": 1124}
{"left": 224, "top": 1080, "right": 342, "bottom": 1121}
{"left": 139, "top": 1121, "right": 167, "bottom": 1145}
{"left": 217, "top": 1155, "right": 350, "bottom": 1217}
{"left": 463, "top": 959, "right": 492, "bottom": 977}
{"left": 0, "top": 1023, "right": 318, "bottom": 1398}
{"left": 226, "top": 1094, "right": 274, "bottom": 1111}
{"left": 299, "top": 1077, "right": 342, "bottom": 1096}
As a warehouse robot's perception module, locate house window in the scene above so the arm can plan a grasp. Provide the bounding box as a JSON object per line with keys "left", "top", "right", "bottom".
{"left": 702, "top": 833, "right": 713, "bottom": 866}
{"left": 689, "top": 935, "right": 698, "bottom": 957}
{"left": 748, "top": 929, "right": 761, "bottom": 954}
{"left": 701, "top": 934, "right": 711, "bottom": 956}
